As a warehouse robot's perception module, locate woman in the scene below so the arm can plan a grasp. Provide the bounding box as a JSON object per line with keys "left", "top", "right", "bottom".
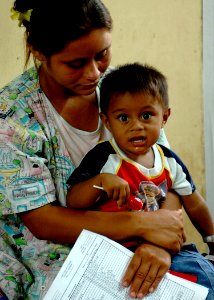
{"left": 0, "top": 0, "right": 212, "bottom": 299}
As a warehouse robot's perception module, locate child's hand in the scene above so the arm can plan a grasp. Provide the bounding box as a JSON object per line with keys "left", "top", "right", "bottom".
{"left": 100, "top": 173, "right": 130, "bottom": 207}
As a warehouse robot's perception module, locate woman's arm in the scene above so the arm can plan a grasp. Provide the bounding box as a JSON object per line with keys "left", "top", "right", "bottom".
{"left": 19, "top": 203, "right": 185, "bottom": 252}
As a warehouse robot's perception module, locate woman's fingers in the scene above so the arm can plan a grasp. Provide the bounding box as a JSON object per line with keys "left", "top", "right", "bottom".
{"left": 133, "top": 262, "right": 168, "bottom": 298}
{"left": 122, "top": 243, "right": 171, "bottom": 298}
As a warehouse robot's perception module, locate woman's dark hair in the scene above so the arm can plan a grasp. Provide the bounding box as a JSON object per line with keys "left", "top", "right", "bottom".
{"left": 100, "top": 63, "right": 169, "bottom": 114}
{"left": 13, "top": 0, "right": 112, "bottom": 66}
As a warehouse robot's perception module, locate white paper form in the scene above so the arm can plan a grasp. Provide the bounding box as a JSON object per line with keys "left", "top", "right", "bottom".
{"left": 44, "top": 230, "right": 208, "bottom": 300}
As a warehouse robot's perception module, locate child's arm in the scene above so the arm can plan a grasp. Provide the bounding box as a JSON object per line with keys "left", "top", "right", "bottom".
{"left": 181, "top": 190, "right": 214, "bottom": 254}
{"left": 67, "top": 173, "right": 130, "bottom": 209}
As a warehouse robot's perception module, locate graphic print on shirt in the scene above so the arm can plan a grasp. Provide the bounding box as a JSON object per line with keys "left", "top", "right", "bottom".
{"left": 97, "top": 159, "right": 172, "bottom": 212}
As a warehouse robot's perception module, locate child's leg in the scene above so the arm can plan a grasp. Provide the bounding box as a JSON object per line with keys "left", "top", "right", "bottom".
{"left": 171, "top": 243, "right": 214, "bottom": 300}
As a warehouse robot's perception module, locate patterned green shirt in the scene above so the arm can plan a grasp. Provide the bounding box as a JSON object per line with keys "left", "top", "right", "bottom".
{"left": 0, "top": 67, "right": 74, "bottom": 299}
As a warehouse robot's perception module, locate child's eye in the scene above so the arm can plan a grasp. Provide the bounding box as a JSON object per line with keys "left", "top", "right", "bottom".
{"left": 118, "top": 114, "right": 128, "bottom": 122}
{"left": 141, "top": 112, "right": 152, "bottom": 120}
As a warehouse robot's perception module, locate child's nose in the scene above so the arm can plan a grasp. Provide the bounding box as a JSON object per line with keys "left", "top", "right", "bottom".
{"left": 131, "top": 118, "right": 144, "bottom": 130}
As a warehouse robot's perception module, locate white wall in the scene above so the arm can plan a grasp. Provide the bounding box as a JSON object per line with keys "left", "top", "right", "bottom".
{"left": 0, "top": 0, "right": 26, "bottom": 86}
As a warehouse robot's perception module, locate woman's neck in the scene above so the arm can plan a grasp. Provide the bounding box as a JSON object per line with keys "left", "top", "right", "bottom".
{"left": 58, "top": 93, "right": 99, "bottom": 132}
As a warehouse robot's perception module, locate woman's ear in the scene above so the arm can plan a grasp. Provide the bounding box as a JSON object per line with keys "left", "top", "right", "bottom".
{"left": 100, "top": 112, "right": 111, "bottom": 132}
{"left": 29, "top": 45, "right": 46, "bottom": 62}
{"left": 162, "top": 108, "right": 171, "bottom": 127}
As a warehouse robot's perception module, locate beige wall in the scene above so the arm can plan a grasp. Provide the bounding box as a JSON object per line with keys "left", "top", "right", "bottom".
{"left": 0, "top": 1, "right": 207, "bottom": 252}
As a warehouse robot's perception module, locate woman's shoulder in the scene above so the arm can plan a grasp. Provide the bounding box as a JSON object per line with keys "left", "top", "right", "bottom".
{"left": 0, "top": 67, "right": 40, "bottom": 119}
{"left": 0, "top": 67, "right": 39, "bottom": 101}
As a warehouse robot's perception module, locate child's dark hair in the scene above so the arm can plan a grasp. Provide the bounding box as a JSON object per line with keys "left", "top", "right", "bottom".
{"left": 100, "top": 63, "right": 169, "bottom": 114}
{"left": 13, "top": 0, "right": 112, "bottom": 66}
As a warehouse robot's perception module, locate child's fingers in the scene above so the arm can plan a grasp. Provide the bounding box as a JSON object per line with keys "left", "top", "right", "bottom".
{"left": 117, "top": 186, "right": 130, "bottom": 207}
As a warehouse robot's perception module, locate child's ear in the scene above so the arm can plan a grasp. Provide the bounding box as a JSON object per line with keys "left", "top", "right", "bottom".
{"left": 162, "top": 108, "right": 171, "bottom": 127}
{"left": 100, "top": 112, "right": 111, "bottom": 132}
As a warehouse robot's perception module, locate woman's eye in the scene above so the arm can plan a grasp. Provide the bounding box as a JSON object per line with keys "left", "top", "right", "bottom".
{"left": 118, "top": 115, "right": 128, "bottom": 122}
{"left": 142, "top": 112, "right": 152, "bottom": 120}
{"left": 95, "top": 49, "right": 108, "bottom": 61}
{"left": 66, "top": 60, "right": 86, "bottom": 69}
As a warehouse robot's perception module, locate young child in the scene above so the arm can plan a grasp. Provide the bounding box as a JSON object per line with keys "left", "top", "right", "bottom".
{"left": 67, "top": 63, "right": 214, "bottom": 253}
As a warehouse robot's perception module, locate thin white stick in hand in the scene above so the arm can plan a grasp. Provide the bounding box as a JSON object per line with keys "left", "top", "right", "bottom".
{"left": 93, "top": 185, "right": 104, "bottom": 190}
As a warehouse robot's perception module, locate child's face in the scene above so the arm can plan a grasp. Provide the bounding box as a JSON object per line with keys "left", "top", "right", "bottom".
{"left": 101, "top": 92, "right": 170, "bottom": 161}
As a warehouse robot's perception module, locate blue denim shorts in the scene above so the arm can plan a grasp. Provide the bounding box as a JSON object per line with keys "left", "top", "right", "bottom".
{"left": 171, "top": 244, "right": 214, "bottom": 300}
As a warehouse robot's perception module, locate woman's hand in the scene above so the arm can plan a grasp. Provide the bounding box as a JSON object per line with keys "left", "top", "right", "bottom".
{"left": 122, "top": 243, "right": 171, "bottom": 298}
{"left": 138, "top": 209, "right": 186, "bottom": 253}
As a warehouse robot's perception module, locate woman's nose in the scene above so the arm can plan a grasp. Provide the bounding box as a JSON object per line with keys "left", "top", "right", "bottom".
{"left": 85, "top": 60, "right": 100, "bottom": 82}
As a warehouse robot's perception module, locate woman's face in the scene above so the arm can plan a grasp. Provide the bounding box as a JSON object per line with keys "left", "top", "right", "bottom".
{"left": 39, "top": 28, "right": 112, "bottom": 96}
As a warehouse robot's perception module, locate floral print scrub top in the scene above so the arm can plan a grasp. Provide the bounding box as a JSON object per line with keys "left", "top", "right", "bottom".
{"left": 0, "top": 67, "right": 99, "bottom": 299}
